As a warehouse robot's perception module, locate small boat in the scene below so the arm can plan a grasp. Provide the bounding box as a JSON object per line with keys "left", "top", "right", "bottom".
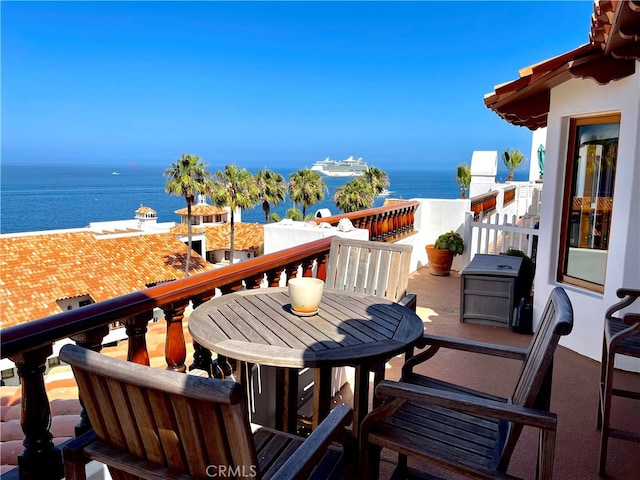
{"left": 112, "top": 171, "right": 120, "bottom": 175}
{"left": 376, "top": 188, "right": 394, "bottom": 197}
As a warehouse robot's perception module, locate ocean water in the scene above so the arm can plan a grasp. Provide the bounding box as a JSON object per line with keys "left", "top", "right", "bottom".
{"left": 0, "top": 163, "right": 528, "bottom": 234}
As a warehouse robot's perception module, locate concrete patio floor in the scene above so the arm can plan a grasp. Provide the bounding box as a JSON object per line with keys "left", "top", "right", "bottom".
{"left": 368, "top": 267, "right": 640, "bottom": 480}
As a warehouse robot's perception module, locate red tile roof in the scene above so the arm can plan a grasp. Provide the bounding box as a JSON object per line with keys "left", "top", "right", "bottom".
{"left": 170, "top": 222, "right": 264, "bottom": 250}
{"left": 484, "top": 1, "right": 639, "bottom": 129}
{"left": 135, "top": 205, "right": 157, "bottom": 215}
{"left": 174, "top": 204, "right": 228, "bottom": 216}
{"left": 0, "top": 232, "right": 214, "bottom": 327}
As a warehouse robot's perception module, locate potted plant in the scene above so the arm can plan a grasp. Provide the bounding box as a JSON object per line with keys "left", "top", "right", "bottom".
{"left": 426, "top": 231, "right": 465, "bottom": 276}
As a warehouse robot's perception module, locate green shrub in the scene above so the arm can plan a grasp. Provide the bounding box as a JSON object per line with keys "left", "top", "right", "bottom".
{"left": 434, "top": 231, "right": 465, "bottom": 256}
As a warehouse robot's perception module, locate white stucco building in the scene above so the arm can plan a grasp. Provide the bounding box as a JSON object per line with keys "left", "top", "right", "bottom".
{"left": 484, "top": 3, "right": 640, "bottom": 370}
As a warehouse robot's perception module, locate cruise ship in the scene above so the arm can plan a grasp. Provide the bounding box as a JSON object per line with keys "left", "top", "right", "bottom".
{"left": 310, "top": 156, "right": 368, "bottom": 177}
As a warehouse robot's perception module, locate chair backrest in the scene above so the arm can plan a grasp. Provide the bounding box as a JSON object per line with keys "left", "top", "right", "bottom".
{"left": 499, "top": 286, "right": 573, "bottom": 467}
{"left": 60, "top": 344, "right": 259, "bottom": 479}
{"left": 324, "top": 237, "right": 412, "bottom": 303}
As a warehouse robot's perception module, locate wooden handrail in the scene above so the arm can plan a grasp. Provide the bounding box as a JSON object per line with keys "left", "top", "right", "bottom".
{"left": 470, "top": 191, "right": 498, "bottom": 219}
{"left": 315, "top": 200, "right": 419, "bottom": 241}
{"left": 503, "top": 185, "right": 517, "bottom": 207}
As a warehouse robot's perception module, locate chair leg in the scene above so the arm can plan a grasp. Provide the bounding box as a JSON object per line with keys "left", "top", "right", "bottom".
{"left": 395, "top": 453, "right": 408, "bottom": 478}
{"left": 360, "top": 442, "right": 381, "bottom": 479}
{"left": 598, "top": 346, "right": 616, "bottom": 476}
{"left": 596, "top": 337, "right": 607, "bottom": 430}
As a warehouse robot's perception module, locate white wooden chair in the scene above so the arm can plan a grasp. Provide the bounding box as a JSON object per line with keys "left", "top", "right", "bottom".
{"left": 324, "top": 237, "right": 416, "bottom": 311}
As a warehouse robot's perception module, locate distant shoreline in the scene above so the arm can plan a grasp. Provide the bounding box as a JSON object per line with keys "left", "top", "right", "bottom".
{"left": 1, "top": 163, "right": 530, "bottom": 234}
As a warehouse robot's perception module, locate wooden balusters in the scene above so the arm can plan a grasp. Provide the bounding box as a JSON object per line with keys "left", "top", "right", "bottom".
{"left": 162, "top": 301, "right": 189, "bottom": 372}
{"left": 301, "top": 258, "right": 315, "bottom": 277}
{"left": 316, "top": 251, "right": 329, "bottom": 281}
{"left": 244, "top": 272, "right": 264, "bottom": 290}
{"left": 124, "top": 312, "right": 152, "bottom": 366}
{"left": 11, "top": 346, "right": 64, "bottom": 480}
{"left": 266, "top": 267, "right": 285, "bottom": 287}
{"left": 284, "top": 261, "right": 300, "bottom": 283}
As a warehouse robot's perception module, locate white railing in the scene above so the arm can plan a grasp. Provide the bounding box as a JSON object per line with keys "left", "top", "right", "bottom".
{"left": 469, "top": 212, "right": 539, "bottom": 259}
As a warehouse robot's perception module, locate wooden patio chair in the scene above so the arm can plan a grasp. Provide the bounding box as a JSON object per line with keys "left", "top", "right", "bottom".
{"left": 60, "top": 344, "right": 353, "bottom": 480}
{"left": 324, "top": 237, "right": 416, "bottom": 311}
{"left": 597, "top": 288, "right": 640, "bottom": 476}
{"left": 295, "top": 237, "right": 417, "bottom": 431}
{"left": 359, "top": 286, "right": 574, "bottom": 480}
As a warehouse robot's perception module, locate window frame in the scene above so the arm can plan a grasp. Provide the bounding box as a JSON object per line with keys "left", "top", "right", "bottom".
{"left": 557, "top": 113, "right": 620, "bottom": 293}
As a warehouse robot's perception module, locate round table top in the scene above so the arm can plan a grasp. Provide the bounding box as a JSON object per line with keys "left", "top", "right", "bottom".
{"left": 188, "top": 287, "right": 425, "bottom": 368}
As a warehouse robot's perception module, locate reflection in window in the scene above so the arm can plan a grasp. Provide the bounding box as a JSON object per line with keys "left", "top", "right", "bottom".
{"left": 560, "top": 115, "right": 619, "bottom": 291}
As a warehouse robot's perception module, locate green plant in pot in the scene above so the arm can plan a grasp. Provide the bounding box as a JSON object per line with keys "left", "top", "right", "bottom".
{"left": 426, "top": 231, "right": 465, "bottom": 276}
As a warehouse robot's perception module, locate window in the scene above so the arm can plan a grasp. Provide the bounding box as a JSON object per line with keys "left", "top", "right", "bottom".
{"left": 559, "top": 114, "right": 620, "bottom": 292}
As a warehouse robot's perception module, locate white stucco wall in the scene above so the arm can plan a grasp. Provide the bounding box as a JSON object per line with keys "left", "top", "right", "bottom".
{"left": 263, "top": 220, "right": 368, "bottom": 255}
{"left": 533, "top": 69, "right": 640, "bottom": 370}
{"left": 410, "top": 199, "right": 471, "bottom": 273}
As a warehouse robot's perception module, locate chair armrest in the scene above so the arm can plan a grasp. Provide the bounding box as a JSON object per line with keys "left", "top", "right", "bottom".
{"left": 404, "top": 334, "right": 528, "bottom": 375}
{"left": 616, "top": 288, "right": 640, "bottom": 298}
{"left": 62, "top": 430, "right": 98, "bottom": 480}
{"left": 623, "top": 313, "right": 640, "bottom": 326}
{"left": 398, "top": 293, "right": 417, "bottom": 312}
{"left": 375, "top": 380, "right": 556, "bottom": 431}
{"left": 270, "top": 404, "right": 353, "bottom": 480}
{"left": 606, "top": 288, "right": 640, "bottom": 318}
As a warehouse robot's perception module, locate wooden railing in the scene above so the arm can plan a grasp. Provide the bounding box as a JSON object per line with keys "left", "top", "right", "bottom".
{"left": 0, "top": 200, "right": 419, "bottom": 480}
{"left": 503, "top": 185, "right": 517, "bottom": 207}
{"left": 314, "top": 200, "right": 419, "bottom": 242}
{"left": 470, "top": 190, "right": 498, "bottom": 219}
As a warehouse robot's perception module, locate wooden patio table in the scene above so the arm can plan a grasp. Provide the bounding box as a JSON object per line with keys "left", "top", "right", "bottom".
{"left": 188, "top": 287, "right": 424, "bottom": 439}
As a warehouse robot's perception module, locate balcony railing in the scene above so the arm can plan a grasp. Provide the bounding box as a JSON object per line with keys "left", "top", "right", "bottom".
{"left": 0, "top": 200, "right": 418, "bottom": 480}
{"left": 470, "top": 190, "right": 498, "bottom": 219}
{"left": 313, "top": 200, "right": 419, "bottom": 242}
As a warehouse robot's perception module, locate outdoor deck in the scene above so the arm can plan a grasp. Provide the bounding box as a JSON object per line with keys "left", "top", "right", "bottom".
{"left": 2, "top": 264, "right": 639, "bottom": 479}
{"left": 373, "top": 267, "right": 640, "bottom": 480}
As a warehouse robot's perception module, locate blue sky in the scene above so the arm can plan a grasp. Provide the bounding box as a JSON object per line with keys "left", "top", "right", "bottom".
{"left": 2, "top": 1, "right": 594, "bottom": 171}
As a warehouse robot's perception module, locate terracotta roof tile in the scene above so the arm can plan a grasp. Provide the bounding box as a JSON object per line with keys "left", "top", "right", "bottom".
{"left": 0, "top": 232, "right": 214, "bottom": 326}
{"left": 204, "top": 223, "right": 264, "bottom": 250}
{"left": 485, "top": 1, "right": 639, "bottom": 129}
{"left": 170, "top": 223, "right": 264, "bottom": 250}
{"left": 174, "top": 204, "right": 227, "bottom": 216}
{"left": 135, "top": 205, "right": 156, "bottom": 215}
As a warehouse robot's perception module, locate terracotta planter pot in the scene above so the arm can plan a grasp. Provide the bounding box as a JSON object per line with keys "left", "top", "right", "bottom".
{"left": 426, "top": 244, "right": 454, "bottom": 276}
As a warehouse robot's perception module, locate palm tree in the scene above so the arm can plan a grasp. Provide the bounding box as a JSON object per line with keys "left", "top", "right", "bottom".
{"left": 209, "top": 165, "right": 259, "bottom": 264}
{"left": 288, "top": 169, "right": 327, "bottom": 218}
{"left": 455, "top": 163, "right": 471, "bottom": 199}
{"left": 503, "top": 148, "right": 526, "bottom": 181}
{"left": 334, "top": 178, "right": 375, "bottom": 213}
{"left": 164, "top": 153, "right": 212, "bottom": 277}
{"left": 255, "top": 168, "right": 287, "bottom": 223}
{"left": 362, "top": 167, "right": 389, "bottom": 196}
